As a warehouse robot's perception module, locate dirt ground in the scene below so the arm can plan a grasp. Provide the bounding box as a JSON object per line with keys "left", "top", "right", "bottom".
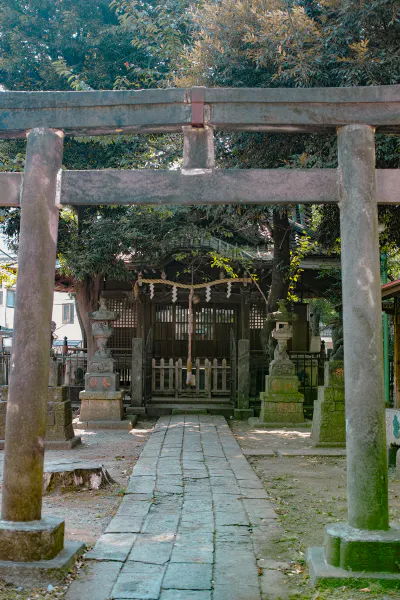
{"left": 0, "top": 417, "right": 156, "bottom": 600}
{"left": 231, "top": 421, "right": 400, "bottom": 600}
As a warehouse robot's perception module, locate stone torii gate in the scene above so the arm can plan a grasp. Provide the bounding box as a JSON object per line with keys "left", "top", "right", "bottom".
{"left": 0, "top": 86, "right": 400, "bottom": 585}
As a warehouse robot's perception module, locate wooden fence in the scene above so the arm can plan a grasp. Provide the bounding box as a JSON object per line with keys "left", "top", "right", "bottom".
{"left": 152, "top": 357, "right": 231, "bottom": 396}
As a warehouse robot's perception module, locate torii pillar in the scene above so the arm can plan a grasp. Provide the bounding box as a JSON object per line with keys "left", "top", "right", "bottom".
{"left": 307, "top": 125, "right": 400, "bottom": 584}
{"left": 0, "top": 129, "right": 83, "bottom": 585}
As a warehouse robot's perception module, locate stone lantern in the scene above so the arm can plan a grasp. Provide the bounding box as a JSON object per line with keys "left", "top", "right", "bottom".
{"left": 258, "top": 300, "right": 305, "bottom": 425}
{"left": 78, "top": 298, "right": 131, "bottom": 428}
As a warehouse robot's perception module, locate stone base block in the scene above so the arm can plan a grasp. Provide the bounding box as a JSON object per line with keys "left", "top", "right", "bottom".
{"left": 85, "top": 372, "right": 119, "bottom": 393}
{"left": 0, "top": 541, "right": 85, "bottom": 588}
{"left": 0, "top": 435, "right": 81, "bottom": 451}
{"left": 313, "top": 441, "right": 346, "bottom": 448}
{"left": 324, "top": 522, "right": 400, "bottom": 573}
{"left": 311, "top": 384, "right": 345, "bottom": 446}
{"left": 0, "top": 387, "right": 77, "bottom": 445}
{"left": 74, "top": 418, "right": 136, "bottom": 430}
{"left": 0, "top": 516, "right": 64, "bottom": 562}
{"left": 126, "top": 406, "right": 146, "bottom": 415}
{"left": 79, "top": 391, "right": 125, "bottom": 422}
{"left": 307, "top": 546, "right": 400, "bottom": 588}
{"left": 248, "top": 418, "right": 311, "bottom": 428}
{"left": 234, "top": 408, "right": 254, "bottom": 420}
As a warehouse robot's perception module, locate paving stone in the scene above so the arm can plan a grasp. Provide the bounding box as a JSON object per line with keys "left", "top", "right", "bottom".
{"left": 128, "top": 533, "right": 175, "bottom": 565}
{"left": 66, "top": 560, "right": 122, "bottom": 600}
{"left": 142, "top": 510, "right": 181, "bottom": 535}
{"left": 112, "top": 561, "right": 166, "bottom": 599}
{"left": 238, "top": 488, "right": 269, "bottom": 499}
{"left": 108, "top": 500, "right": 152, "bottom": 532}
{"left": 181, "top": 510, "right": 215, "bottom": 529}
{"left": 78, "top": 415, "right": 286, "bottom": 600}
{"left": 126, "top": 475, "right": 156, "bottom": 495}
{"left": 171, "top": 531, "right": 214, "bottom": 564}
{"left": 160, "top": 590, "right": 211, "bottom": 600}
{"left": 163, "top": 562, "right": 213, "bottom": 590}
{"left": 86, "top": 533, "right": 136, "bottom": 562}
{"left": 213, "top": 584, "right": 261, "bottom": 600}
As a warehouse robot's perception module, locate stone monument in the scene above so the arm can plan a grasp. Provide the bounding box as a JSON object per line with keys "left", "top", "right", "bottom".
{"left": 311, "top": 360, "right": 345, "bottom": 446}
{"left": 0, "top": 322, "right": 81, "bottom": 449}
{"left": 78, "top": 299, "right": 131, "bottom": 428}
{"left": 252, "top": 300, "right": 305, "bottom": 425}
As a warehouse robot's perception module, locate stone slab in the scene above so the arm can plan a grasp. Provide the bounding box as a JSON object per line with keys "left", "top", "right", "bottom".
{"left": 0, "top": 541, "right": 84, "bottom": 588}
{"left": 242, "top": 449, "right": 276, "bottom": 456}
{"left": 128, "top": 533, "right": 175, "bottom": 565}
{"left": 66, "top": 560, "right": 122, "bottom": 600}
{"left": 307, "top": 546, "right": 400, "bottom": 587}
{"left": 160, "top": 591, "right": 212, "bottom": 600}
{"left": 163, "top": 562, "right": 213, "bottom": 590}
{"left": 111, "top": 561, "right": 166, "bottom": 599}
{"left": 85, "top": 533, "right": 137, "bottom": 562}
{"left": 74, "top": 418, "right": 136, "bottom": 430}
{"left": 234, "top": 409, "right": 254, "bottom": 420}
{"left": 276, "top": 448, "right": 346, "bottom": 457}
{"left": 248, "top": 418, "right": 312, "bottom": 428}
{"left": 0, "top": 435, "right": 82, "bottom": 451}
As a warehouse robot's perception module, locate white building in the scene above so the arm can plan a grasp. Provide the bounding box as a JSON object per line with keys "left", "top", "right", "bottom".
{"left": 0, "top": 240, "right": 82, "bottom": 351}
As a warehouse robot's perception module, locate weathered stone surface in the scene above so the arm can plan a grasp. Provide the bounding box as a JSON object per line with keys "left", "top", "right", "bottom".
{"left": 307, "top": 546, "right": 400, "bottom": 587}
{"left": 86, "top": 533, "right": 137, "bottom": 562}
{"left": 0, "top": 516, "right": 64, "bottom": 561}
{"left": 0, "top": 385, "right": 77, "bottom": 444}
{"left": 237, "top": 339, "right": 251, "bottom": 410}
{"left": 163, "top": 562, "right": 213, "bottom": 590}
{"left": 66, "top": 560, "right": 122, "bottom": 600}
{"left": 338, "top": 124, "right": 388, "bottom": 531}
{"left": 111, "top": 561, "right": 166, "bottom": 599}
{"left": 0, "top": 541, "right": 84, "bottom": 588}
{"left": 324, "top": 522, "right": 400, "bottom": 573}
{"left": 1, "top": 128, "right": 64, "bottom": 525}
{"left": 131, "top": 338, "right": 144, "bottom": 407}
{"left": 68, "top": 415, "right": 285, "bottom": 599}
{"left": 79, "top": 391, "right": 125, "bottom": 422}
{"left": 311, "top": 361, "right": 346, "bottom": 446}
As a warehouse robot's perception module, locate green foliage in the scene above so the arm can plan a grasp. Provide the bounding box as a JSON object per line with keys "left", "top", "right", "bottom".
{"left": 287, "top": 235, "right": 318, "bottom": 302}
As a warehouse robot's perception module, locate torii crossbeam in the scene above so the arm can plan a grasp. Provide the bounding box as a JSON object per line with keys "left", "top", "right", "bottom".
{"left": 0, "top": 86, "right": 399, "bottom": 586}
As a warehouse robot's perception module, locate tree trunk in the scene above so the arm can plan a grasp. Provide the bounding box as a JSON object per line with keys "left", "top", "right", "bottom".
{"left": 261, "top": 208, "right": 291, "bottom": 360}
{"left": 74, "top": 274, "right": 103, "bottom": 360}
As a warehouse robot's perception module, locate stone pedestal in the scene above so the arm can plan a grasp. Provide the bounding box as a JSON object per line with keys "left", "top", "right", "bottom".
{"left": 311, "top": 361, "right": 345, "bottom": 447}
{"left": 234, "top": 339, "right": 254, "bottom": 420}
{"left": 0, "top": 385, "right": 80, "bottom": 450}
{"left": 259, "top": 359, "right": 305, "bottom": 425}
{"left": 79, "top": 391, "right": 125, "bottom": 422}
{"left": 77, "top": 299, "right": 133, "bottom": 429}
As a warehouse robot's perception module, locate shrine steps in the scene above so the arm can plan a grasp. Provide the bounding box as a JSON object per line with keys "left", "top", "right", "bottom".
{"left": 145, "top": 398, "right": 234, "bottom": 418}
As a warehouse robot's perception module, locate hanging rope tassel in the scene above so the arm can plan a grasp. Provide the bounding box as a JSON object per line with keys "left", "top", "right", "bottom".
{"left": 186, "top": 288, "right": 194, "bottom": 386}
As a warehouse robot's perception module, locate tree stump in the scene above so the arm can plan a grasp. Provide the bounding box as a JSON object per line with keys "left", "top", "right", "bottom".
{"left": 43, "top": 460, "right": 115, "bottom": 494}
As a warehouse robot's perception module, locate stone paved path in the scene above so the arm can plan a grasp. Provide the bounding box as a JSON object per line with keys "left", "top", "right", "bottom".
{"left": 67, "top": 415, "right": 283, "bottom": 600}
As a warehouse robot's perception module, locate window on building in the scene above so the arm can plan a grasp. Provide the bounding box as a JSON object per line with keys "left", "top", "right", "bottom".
{"left": 6, "top": 290, "right": 15, "bottom": 308}
{"left": 62, "top": 303, "right": 74, "bottom": 324}
{"left": 0, "top": 291, "right": 3, "bottom": 305}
